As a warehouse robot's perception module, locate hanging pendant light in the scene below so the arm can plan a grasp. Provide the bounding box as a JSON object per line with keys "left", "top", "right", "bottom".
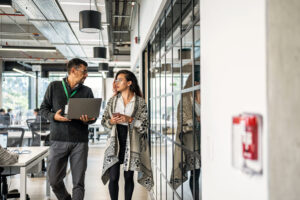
{"left": 106, "top": 67, "right": 114, "bottom": 78}
{"left": 79, "top": 0, "right": 101, "bottom": 33}
{"left": 98, "top": 63, "right": 109, "bottom": 72}
{"left": 94, "top": 46, "right": 106, "bottom": 58}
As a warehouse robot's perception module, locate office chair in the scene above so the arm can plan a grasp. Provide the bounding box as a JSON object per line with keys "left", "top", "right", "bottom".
{"left": 26, "top": 119, "right": 50, "bottom": 146}
{"left": 26, "top": 119, "right": 40, "bottom": 146}
{"left": 0, "top": 128, "right": 24, "bottom": 148}
{"left": 0, "top": 128, "right": 30, "bottom": 200}
{"left": 26, "top": 120, "right": 50, "bottom": 173}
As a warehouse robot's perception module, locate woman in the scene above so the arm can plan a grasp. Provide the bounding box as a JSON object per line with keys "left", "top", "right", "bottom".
{"left": 171, "top": 71, "right": 201, "bottom": 200}
{"left": 101, "top": 70, "right": 153, "bottom": 200}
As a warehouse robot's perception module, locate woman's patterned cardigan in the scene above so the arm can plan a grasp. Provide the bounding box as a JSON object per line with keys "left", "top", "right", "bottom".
{"left": 101, "top": 93, "right": 154, "bottom": 191}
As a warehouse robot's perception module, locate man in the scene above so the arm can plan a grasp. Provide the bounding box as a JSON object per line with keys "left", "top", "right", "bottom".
{"left": 7, "top": 108, "right": 13, "bottom": 125}
{"left": 0, "top": 109, "right": 10, "bottom": 126}
{"left": 40, "top": 58, "right": 96, "bottom": 200}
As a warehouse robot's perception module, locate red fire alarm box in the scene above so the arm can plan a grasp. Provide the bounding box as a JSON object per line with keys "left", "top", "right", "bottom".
{"left": 134, "top": 36, "right": 140, "bottom": 44}
{"left": 232, "top": 113, "right": 263, "bottom": 174}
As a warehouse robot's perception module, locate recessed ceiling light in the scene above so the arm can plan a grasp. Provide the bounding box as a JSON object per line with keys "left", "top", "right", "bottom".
{"left": 0, "top": 5, "right": 11, "bottom": 8}
{"left": 12, "top": 68, "right": 36, "bottom": 78}
{"left": 59, "top": 2, "right": 105, "bottom": 6}
{"left": 0, "top": 46, "right": 56, "bottom": 52}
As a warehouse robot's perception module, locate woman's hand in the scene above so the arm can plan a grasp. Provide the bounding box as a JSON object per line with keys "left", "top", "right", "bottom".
{"left": 116, "top": 114, "right": 132, "bottom": 124}
{"left": 109, "top": 116, "right": 119, "bottom": 125}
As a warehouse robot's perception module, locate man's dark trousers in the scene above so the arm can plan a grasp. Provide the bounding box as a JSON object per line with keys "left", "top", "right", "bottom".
{"left": 48, "top": 141, "right": 88, "bottom": 200}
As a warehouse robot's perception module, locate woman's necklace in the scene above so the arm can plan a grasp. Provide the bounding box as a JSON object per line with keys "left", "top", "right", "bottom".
{"left": 123, "top": 92, "right": 134, "bottom": 106}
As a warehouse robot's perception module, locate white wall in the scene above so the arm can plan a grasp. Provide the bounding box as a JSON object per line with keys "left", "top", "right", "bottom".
{"left": 130, "top": 0, "right": 167, "bottom": 94}
{"left": 201, "top": 0, "right": 268, "bottom": 200}
{"left": 130, "top": 0, "right": 167, "bottom": 69}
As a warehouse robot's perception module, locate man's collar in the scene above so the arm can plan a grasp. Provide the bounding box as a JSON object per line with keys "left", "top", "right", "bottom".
{"left": 63, "top": 77, "right": 81, "bottom": 90}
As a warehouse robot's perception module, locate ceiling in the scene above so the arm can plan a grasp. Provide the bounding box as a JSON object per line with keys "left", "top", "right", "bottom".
{"left": 0, "top": 0, "right": 135, "bottom": 70}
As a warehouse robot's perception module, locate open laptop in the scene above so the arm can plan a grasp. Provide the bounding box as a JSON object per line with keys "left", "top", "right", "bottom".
{"left": 66, "top": 98, "right": 102, "bottom": 120}
{"left": 0, "top": 130, "right": 8, "bottom": 149}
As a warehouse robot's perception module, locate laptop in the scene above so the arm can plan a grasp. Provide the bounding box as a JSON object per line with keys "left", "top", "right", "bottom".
{"left": 66, "top": 98, "right": 102, "bottom": 120}
{"left": 0, "top": 131, "right": 8, "bottom": 149}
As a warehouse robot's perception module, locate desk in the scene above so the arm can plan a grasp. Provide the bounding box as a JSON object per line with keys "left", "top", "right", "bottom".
{"left": 8, "top": 131, "right": 32, "bottom": 139}
{"left": 0, "top": 147, "right": 50, "bottom": 200}
{"left": 9, "top": 125, "right": 29, "bottom": 130}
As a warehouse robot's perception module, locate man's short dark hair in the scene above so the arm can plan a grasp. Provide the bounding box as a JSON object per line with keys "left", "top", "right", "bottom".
{"left": 67, "top": 58, "right": 88, "bottom": 74}
{"left": 34, "top": 108, "right": 40, "bottom": 113}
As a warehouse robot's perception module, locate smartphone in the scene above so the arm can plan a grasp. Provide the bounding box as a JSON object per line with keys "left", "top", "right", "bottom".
{"left": 112, "top": 112, "right": 120, "bottom": 117}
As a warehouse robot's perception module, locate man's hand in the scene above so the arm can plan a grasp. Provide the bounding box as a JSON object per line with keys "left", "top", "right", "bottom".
{"left": 54, "top": 109, "right": 71, "bottom": 122}
{"left": 80, "top": 115, "right": 95, "bottom": 123}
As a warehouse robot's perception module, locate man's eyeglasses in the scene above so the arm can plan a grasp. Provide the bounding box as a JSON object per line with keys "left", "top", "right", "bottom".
{"left": 76, "top": 68, "right": 88, "bottom": 74}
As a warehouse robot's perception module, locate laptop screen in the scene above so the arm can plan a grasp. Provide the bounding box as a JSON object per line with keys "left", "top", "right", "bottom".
{"left": 0, "top": 131, "right": 8, "bottom": 148}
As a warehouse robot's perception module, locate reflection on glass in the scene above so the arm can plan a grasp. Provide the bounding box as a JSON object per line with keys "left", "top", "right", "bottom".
{"left": 166, "top": 50, "right": 173, "bottom": 94}
{"left": 173, "top": 94, "right": 181, "bottom": 135}
{"left": 155, "top": 38, "right": 160, "bottom": 63}
{"left": 166, "top": 138, "right": 174, "bottom": 181}
{"left": 170, "top": 70, "right": 201, "bottom": 200}
{"left": 161, "top": 97, "right": 166, "bottom": 135}
{"left": 160, "top": 16, "right": 166, "bottom": 56}
{"left": 172, "top": 0, "right": 181, "bottom": 43}
{"left": 173, "top": 43, "right": 181, "bottom": 92}
{"left": 161, "top": 97, "right": 167, "bottom": 177}
{"left": 182, "top": 0, "right": 193, "bottom": 30}
{"left": 194, "top": 24, "right": 200, "bottom": 68}
{"left": 161, "top": 56, "right": 166, "bottom": 96}
{"left": 166, "top": 3, "right": 173, "bottom": 50}
{"left": 182, "top": 28, "right": 193, "bottom": 90}
{"left": 194, "top": 0, "right": 200, "bottom": 19}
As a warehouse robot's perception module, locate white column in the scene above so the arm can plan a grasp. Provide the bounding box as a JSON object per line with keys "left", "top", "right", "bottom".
{"left": 268, "top": 0, "right": 300, "bottom": 199}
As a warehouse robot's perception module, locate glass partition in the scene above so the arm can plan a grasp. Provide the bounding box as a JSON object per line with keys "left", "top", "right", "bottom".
{"left": 148, "top": 0, "right": 201, "bottom": 199}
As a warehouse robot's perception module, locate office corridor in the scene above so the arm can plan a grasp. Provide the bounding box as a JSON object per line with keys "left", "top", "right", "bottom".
{"left": 8, "top": 144, "right": 150, "bottom": 200}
